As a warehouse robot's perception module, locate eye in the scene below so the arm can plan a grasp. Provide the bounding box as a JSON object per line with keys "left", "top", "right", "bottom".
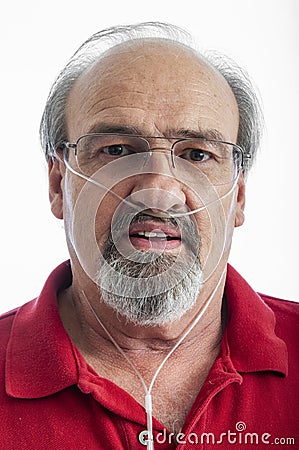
{"left": 102, "top": 144, "right": 131, "bottom": 157}
{"left": 183, "top": 148, "right": 212, "bottom": 162}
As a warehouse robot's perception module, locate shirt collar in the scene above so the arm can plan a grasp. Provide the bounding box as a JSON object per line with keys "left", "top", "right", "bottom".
{"left": 5, "top": 261, "right": 78, "bottom": 399}
{"left": 224, "top": 264, "right": 288, "bottom": 376}
{"left": 5, "top": 261, "right": 288, "bottom": 399}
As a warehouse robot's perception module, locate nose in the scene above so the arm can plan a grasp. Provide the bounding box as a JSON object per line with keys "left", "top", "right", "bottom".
{"left": 130, "top": 153, "right": 187, "bottom": 214}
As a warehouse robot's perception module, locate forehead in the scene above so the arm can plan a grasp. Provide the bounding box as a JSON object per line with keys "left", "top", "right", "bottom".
{"left": 66, "top": 39, "right": 239, "bottom": 140}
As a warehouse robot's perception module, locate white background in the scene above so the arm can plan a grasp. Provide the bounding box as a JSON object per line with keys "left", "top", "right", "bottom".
{"left": 0, "top": 0, "right": 298, "bottom": 313}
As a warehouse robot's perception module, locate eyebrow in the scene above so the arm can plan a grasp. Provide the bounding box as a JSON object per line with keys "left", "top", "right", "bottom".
{"left": 86, "top": 123, "right": 226, "bottom": 142}
{"left": 168, "top": 128, "right": 226, "bottom": 141}
{"left": 87, "top": 124, "right": 142, "bottom": 135}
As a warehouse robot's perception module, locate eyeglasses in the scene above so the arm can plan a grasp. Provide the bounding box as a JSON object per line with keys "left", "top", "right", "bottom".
{"left": 56, "top": 133, "right": 251, "bottom": 185}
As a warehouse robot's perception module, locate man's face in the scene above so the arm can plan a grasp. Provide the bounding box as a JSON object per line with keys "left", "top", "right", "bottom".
{"left": 50, "top": 40, "right": 244, "bottom": 325}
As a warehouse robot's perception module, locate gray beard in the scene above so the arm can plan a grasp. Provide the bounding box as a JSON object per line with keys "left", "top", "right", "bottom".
{"left": 96, "top": 214, "right": 202, "bottom": 326}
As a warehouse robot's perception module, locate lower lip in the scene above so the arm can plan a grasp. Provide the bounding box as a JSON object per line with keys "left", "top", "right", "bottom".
{"left": 129, "top": 236, "right": 181, "bottom": 251}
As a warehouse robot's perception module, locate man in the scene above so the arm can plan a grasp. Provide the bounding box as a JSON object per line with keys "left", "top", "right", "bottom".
{"left": 0, "top": 22, "right": 298, "bottom": 449}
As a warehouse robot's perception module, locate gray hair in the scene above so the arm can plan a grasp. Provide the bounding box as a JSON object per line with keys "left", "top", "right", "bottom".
{"left": 40, "top": 22, "right": 263, "bottom": 175}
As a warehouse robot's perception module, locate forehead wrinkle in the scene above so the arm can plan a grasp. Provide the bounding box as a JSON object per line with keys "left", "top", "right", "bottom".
{"left": 86, "top": 105, "right": 150, "bottom": 121}
{"left": 84, "top": 87, "right": 223, "bottom": 116}
{"left": 85, "top": 95, "right": 126, "bottom": 116}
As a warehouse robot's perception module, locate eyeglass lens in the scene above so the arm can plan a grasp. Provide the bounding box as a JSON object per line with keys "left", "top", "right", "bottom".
{"left": 66, "top": 134, "right": 241, "bottom": 186}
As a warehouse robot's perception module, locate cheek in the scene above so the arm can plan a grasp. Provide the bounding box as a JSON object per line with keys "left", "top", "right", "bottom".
{"left": 62, "top": 176, "right": 79, "bottom": 243}
{"left": 94, "top": 195, "right": 120, "bottom": 247}
{"left": 94, "top": 180, "right": 135, "bottom": 246}
{"left": 193, "top": 210, "right": 212, "bottom": 266}
{"left": 182, "top": 187, "right": 212, "bottom": 266}
{"left": 189, "top": 186, "right": 236, "bottom": 273}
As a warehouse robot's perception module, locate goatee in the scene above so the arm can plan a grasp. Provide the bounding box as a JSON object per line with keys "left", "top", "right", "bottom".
{"left": 96, "top": 214, "right": 202, "bottom": 326}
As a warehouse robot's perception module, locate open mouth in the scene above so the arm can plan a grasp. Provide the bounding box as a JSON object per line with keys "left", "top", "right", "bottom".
{"left": 130, "top": 231, "right": 178, "bottom": 240}
{"left": 129, "top": 220, "right": 182, "bottom": 251}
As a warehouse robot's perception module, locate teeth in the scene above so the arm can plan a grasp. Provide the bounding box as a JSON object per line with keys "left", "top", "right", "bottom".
{"left": 136, "top": 231, "right": 166, "bottom": 238}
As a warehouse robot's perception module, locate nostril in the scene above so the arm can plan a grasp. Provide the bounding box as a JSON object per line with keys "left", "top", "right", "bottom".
{"left": 128, "top": 188, "right": 186, "bottom": 217}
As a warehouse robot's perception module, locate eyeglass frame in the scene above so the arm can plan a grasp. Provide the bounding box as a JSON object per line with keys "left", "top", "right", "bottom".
{"left": 55, "top": 132, "right": 251, "bottom": 173}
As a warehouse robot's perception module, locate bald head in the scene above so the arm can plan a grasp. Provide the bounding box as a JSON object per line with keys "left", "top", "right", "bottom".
{"left": 66, "top": 39, "right": 239, "bottom": 145}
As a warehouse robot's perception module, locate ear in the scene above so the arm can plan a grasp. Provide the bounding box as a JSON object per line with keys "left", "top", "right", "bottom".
{"left": 234, "top": 172, "right": 246, "bottom": 227}
{"left": 48, "top": 157, "right": 64, "bottom": 219}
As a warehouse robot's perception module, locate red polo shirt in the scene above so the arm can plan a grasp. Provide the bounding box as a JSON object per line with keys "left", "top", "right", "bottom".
{"left": 0, "top": 261, "right": 298, "bottom": 449}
